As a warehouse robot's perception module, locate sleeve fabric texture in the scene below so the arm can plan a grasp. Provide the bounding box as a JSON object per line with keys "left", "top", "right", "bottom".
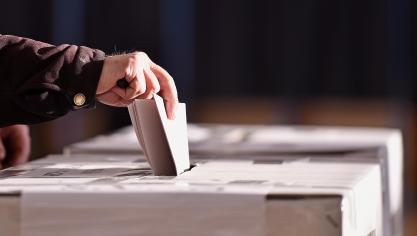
{"left": 0, "top": 35, "right": 105, "bottom": 127}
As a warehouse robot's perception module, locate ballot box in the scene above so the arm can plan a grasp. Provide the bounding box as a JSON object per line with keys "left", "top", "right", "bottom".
{"left": 0, "top": 154, "right": 382, "bottom": 236}
{"left": 63, "top": 124, "right": 210, "bottom": 155}
{"left": 63, "top": 124, "right": 401, "bottom": 157}
{"left": 63, "top": 123, "right": 403, "bottom": 236}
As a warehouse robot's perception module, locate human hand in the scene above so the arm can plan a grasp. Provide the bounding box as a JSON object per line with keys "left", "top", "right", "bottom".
{"left": 0, "top": 125, "right": 31, "bottom": 169}
{"left": 96, "top": 52, "right": 178, "bottom": 119}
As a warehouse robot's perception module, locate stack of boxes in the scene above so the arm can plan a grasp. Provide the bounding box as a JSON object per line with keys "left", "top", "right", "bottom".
{"left": 0, "top": 124, "right": 403, "bottom": 236}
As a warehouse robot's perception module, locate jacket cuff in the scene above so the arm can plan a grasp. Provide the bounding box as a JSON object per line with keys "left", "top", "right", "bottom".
{"left": 67, "top": 47, "right": 105, "bottom": 110}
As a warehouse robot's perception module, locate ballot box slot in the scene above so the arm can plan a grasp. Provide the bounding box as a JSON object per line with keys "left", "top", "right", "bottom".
{"left": 253, "top": 158, "right": 310, "bottom": 164}
{"left": 182, "top": 164, "right": 197, "bottom": 173}
{"left": 0, "top": 191, "right": 21, "bottom": 197}
{"left": 266, "top": 194, "right": 341, "bottom": 201}
{"left": 253, "top": 159, "right": 284, "bottom": 164}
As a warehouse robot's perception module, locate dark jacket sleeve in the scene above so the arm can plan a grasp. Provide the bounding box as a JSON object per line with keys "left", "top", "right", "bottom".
{"left": 0, "top": 35, "right": 105, "bottom": 127}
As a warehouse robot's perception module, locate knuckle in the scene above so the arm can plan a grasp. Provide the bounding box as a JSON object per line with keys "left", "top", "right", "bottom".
{"left": 130, "top": 52, "right": 139, "bottom": 60}
{"left": 127, "top": 56, "right": 137, "bottom": 67}
{"left": 128, "top": 53, "right": 141, "bottom": 64}
{"left": 137, "top": 51, "right": 148, "bottom": 57}
{"left": 131, "top": 51, "right": 147, "bottom": 60}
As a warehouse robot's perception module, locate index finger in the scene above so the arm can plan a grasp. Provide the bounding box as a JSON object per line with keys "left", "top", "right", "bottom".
{"left": 150, "top": 63, "right": 178, "bottom": 119}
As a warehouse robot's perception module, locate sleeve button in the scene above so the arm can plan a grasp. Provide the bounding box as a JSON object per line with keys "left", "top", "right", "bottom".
{"left": 73, "top": 93, "right": 86, "bottom": 106}
{"left": 79, "top": 55, "right": 89, "bottom": 63}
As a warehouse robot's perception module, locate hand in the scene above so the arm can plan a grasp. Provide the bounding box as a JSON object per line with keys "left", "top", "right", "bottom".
{"left": 0, "top": 125, "right": 31, "bottom": 169}
{"left": 96, "top": 52, "right": 178, "bottom": 119}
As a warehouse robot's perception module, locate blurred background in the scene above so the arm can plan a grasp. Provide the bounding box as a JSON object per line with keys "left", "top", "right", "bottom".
{"left": 1, "top": 0, "right": 416, "bottom": 234}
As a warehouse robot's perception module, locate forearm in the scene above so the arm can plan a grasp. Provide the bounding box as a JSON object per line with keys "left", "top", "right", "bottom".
{"left": 0, "top": 35, "right": 105, "bottom": 126}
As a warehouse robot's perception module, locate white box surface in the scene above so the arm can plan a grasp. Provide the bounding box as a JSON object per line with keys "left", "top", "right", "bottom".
{"left": 0, "top": 155, "right": 382, "bottom": 236}
{"left": 63, "top": 123, "right": 403, "bottom": 236}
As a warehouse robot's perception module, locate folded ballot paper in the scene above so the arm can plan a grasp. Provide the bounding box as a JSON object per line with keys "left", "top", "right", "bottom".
{"left": 127, "top": 94, "right": 190, "bottom": 176}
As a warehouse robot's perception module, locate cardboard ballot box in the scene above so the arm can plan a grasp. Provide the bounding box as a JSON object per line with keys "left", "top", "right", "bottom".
{"left": 0, "top": 155, "right": 381, "bottom": 236}
{"left": 63, "top": 123, "right": 403, "bottom": 236}
{"left": 63, "top": 124, "right": 210, "bottom": 155}
{"left": 63, "top": 124, "right": 401, "bottom": 157}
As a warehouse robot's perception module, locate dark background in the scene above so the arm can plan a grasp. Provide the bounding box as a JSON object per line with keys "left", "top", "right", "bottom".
{"left": 1, "top": 0, "right": 417, "bottom": 233}
{"left": 2, "top": 0, "right": 413, "bottom": 101}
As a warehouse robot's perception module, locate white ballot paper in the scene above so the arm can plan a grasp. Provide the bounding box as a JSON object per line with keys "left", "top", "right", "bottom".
{"left": 128, "top": 94, "right": 190, "bottom": 176}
